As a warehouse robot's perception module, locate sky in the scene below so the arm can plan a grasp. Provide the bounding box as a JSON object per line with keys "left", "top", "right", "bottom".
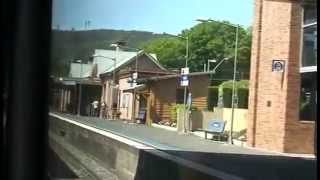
{"left": 52, "top": 0, "right": 254, "bottom": 35}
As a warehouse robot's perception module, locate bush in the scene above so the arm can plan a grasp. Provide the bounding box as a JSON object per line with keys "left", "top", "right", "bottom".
{"left": 169, "top": 104, "right": 198, "bottom": 123}
{"left": 238, "top": 88, "right": 249, "bottom": 108}
{"left": 218, "top": 80, "right": 249, "bottom": 108}
{"left": 222, "top": 88, "right": 233, "bottom": 108}
{"left": 210, "top": 80, "right": 224, "bottom": 86}
{"left": 233, "top": 129, "right": 247, "bottom": 140}
{"left": 220, "top": 80, "right": 249, "bottom": 89}
{"left": 207, "top": 86, "right": 219, "bottom": 111}
{"left": 170, "top": 104, "right": 183, "bottom": 123}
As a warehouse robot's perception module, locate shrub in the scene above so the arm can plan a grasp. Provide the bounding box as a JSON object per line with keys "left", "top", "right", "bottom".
{"left": 233, "top": 129, "right": 247, "bottom": 140}
{"left": 222, "top": 88, "right": 233, "bottom": 108}
{"left": 170, "top": 104, "right": 198, "bottom": 123}
{"left": 219, "top": 80, "right": 249, "bottom": 108}
{"left": 220, "top": 80, "right": 249, "bottom": 89}
{"left": 207, "top": 86, "right": 219, "bottom": 111}
{"left": 210, "top": 80, "right": 224, "bottom": 86}
{"left": 238, "top": 88, "right": 249, "bottom": 108}
{"left": 170, "top": 104, "right": 182, "bottom": 123}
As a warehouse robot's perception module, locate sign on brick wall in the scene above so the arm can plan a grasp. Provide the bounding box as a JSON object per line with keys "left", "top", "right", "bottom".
{"left": 272, "top": 60, "right": 285, "bottom": 72}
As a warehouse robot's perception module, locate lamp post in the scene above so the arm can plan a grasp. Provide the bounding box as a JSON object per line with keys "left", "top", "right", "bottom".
{"left": 110, "top": 44, "right": 120, "bottom": 86}
{"left": 110, "top": 43, "right": 124, "bottom": 118}
{"left": 92, "top": 54, "right": 116, "bottom": 119}
{"left": 75, "top": 59, "right": 83, "bottom": 116}
{"left": 118, "top": 45, "right": 143, "bottom": 122}
{"left": 196, "top": 18, "right": 239, "bottom": 144}
{"left": 212, "top": 57, "right": 230, "bottom": 73}
{"left": 207, "top": 59, "right": 217, "bottom": 72}
{"left": 119, "top": 46, "right": 142, "bottom": 73}
{"left": 92, "top": 55, "right": 116, "bottom": 84}
{"left": 164, "top": 32, "right": 189, "bottom": 133}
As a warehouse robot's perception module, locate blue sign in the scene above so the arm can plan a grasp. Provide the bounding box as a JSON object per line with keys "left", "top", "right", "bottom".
{"left": 181, "top": 75, "right": 188, "bottom": 81}
{"left": 207, "top": 120, "right": 225, "bottom": 133}
{"left": 272, "top": 60, "right": 285, "bottom": 72}
{"left": 180, "top": 75, "right": 189, "bottom": 86}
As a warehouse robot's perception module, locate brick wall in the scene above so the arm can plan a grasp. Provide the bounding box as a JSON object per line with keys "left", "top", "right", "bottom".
{"left": 248, "top": 0, "right": 315, "bottom": 154}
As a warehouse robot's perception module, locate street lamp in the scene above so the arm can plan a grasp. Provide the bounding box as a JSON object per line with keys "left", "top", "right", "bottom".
{"left": 212, "top": 57, "right": 230, "bottom": 73}
{"left": 92, "top": 54, "right": 116, "bottom": 119}
{"left": 163, "top": 33, "right": 189, "bottom": 63}
{"left": 117, "top": 45, "right": 143, "bottom": 122}
{"left": 196, "top": 18, "right": 239, "bottom": 144}
{"left": 92, "top": 54, "right": 116, "bottom": 84}
{"left": 119, "top": 45, "right": 142, "bottom": 74}
{"left": 164, "top": 32, "right": 189, "bottom": 133}
{"left": 110, "top": 41, "right": 127, "bottom": 118}
{"left": 110, "top": 43, "right": 120, "bottom": 85}
{"left": 75, "top": 59, "right": 83, "bottom": 116}
{"left": 207, "top": 59, "right": 217, "bottom": 72}
{"left": 75, "top": 59, "right": 83, "bottom": 78}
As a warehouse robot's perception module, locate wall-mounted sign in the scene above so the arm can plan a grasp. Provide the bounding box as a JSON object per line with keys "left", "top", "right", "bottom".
{"left": 272, "top": 60, "right": 285, "bottom": 72}
{"left": 180, "top": 75, "right": 189, "bottom": 86}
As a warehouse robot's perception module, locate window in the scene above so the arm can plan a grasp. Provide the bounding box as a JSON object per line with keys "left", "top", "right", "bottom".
{"left": 300, "top": 2, "right": 317, "bottom": 121}
{"left": 302, "top": 25, "right": 317, "bottom": 67}
{"left": 303, "top": 4, "right": 317, "bottom": 25}
{"left": 299, "top": 72, "right": 317, "bottom": 121}
{"left": 301, "top": 3, "right": 317, "bottom": 67}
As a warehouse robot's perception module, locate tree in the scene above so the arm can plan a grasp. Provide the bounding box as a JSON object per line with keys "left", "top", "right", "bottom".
{"left": 142, "top": 36, "right": 186, "bottom": 69}
{"left": 142, "top": 21, "right": 252, "bottom": 78}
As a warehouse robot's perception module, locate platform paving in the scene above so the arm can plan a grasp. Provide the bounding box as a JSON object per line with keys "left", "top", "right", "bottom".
{"left": 50, "top": 112, "right": 316, "bottom": 180}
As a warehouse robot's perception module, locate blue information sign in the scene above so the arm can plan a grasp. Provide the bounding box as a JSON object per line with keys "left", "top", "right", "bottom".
{"left": 180, "top": 75, "right": 189, "bottom": 86}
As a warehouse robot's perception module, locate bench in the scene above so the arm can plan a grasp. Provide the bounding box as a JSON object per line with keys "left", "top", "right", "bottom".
{"left": 198, "top": 120, "right": 226, "bottom": 141}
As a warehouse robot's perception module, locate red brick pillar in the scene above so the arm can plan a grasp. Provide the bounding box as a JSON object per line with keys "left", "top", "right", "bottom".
{"left": 247, "top": 0, "right": 315, "bottom": 153}
{"left": 247, "top": 0, "right": 263, "bottom": 148}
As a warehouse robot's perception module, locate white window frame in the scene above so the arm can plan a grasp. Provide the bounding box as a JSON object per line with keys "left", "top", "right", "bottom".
{"left": 300, "top": 66, "right": 317, "bottom": 73}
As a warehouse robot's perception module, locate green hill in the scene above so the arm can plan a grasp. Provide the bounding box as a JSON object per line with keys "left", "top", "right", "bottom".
{"left": 50, "top": 29, "right": 164, "bottom": 76}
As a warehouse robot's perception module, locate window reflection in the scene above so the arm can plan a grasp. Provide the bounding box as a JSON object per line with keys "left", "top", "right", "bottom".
{"left": 303, "top": 5, "right": 317, "bottom": 25}
{"left": 300, "top": 72, "right": 317, "bottom": 121}
{"left": 300, "top": 1, "right": 317, "bottom": 121}
{"left": 302, "top": 25, "right": 317, "bottom": 67}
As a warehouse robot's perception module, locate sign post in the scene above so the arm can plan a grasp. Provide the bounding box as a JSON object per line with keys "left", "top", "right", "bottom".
{"left": 180, "top": 67, "right": 189, "bottom": 133}
{"left": 187, "top": 92, "right": 192, "bottom": 131}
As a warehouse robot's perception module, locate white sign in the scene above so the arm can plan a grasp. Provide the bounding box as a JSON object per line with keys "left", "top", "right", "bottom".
{"left": 181, "top": 80, "right": 189, "bottom": 86}
{"left": 180, "top": 75, "right": 189, "bottom": 86}
{"left": 272, "top": 60, "right": 285, "bottom": 72}
{"left": 181, "top": 68, "right": 189, "bottom": 75}
{"left": 132, "top": 72, "right": 138, "bottom": 80}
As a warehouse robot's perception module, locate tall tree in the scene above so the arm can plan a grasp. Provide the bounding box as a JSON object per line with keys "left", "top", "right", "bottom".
{"left": 142, "top": 21, "right": 252, "bottom": 78}
{"left": 142, "top": 36, "right": 186, "bottom": 69}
